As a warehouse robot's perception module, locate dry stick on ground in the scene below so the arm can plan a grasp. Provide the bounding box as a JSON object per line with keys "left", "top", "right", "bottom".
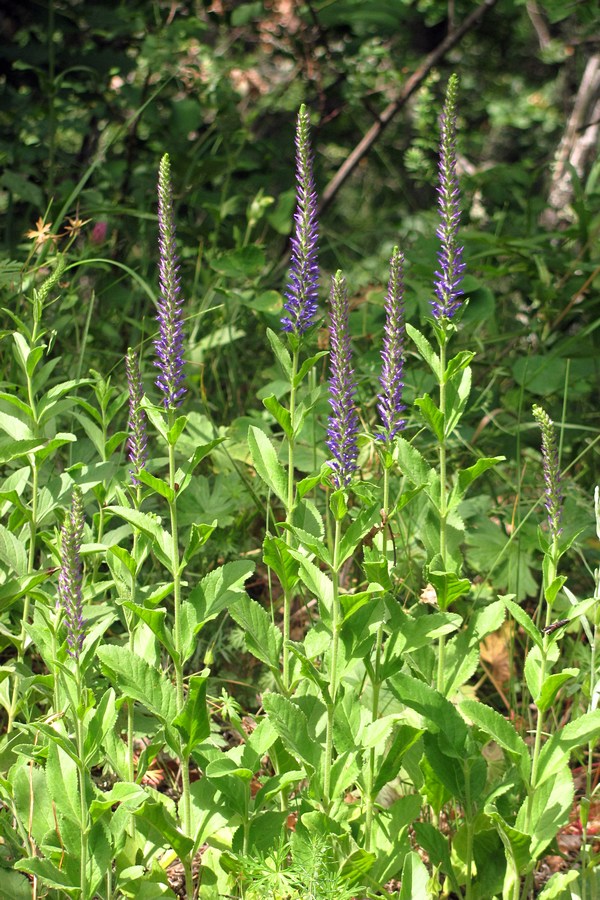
{"left": 319, "top": 0, "right": 500, "bottom": 214}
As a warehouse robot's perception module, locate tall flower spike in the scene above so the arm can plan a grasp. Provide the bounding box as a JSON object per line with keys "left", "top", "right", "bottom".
{"left": 281, "top": 105, "right": 319, "bottom": 336}
{"left": 155, "top": 153, "right": 186, "bottom": 408}
{"left": 377, "top": 247, "right": 406, "bottom": 442}
{"left": 326, "top": 271, "right": 359, "bottom": 489}
{"left": 58, "top": 486, "right": 86, "bottom": 660}
{"left": 532, "top": 405, "right": 563, "bottom": 540}
{"left": 125, "top": 348, "right": 148, "bottom": 485}
{"left": 431, "top": 74, "right": 465, "bottom": 321}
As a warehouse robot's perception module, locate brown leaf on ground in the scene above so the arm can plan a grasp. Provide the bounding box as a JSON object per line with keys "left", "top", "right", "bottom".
{"left": 480, "top": 621, "right": 513, "bottom": 686}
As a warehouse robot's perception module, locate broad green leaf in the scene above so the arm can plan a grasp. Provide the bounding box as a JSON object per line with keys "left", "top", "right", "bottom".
{"left": 262, "top": 394, "right": 292, "bottom": 439}
{"left": 137, "top": 469, "right": 175, "bottom": 503}
{"left": 176, "top": 439, "right": 225, "bottom": 494}
{"left": 373, "top": 724, "right": 424, "bottom": 794}
{"left": 524, "top": 643, "right": 559, "bottom": 703}
{"left": 15, "top": 858, "right": 77, "bottom": 892}
{"left": 0, "top": 411, "right": 32, "bottom": 441}
{"left": 84, "top": 688, "right": 118, "bottom": 764}
{"left": 182, "top": 522, "right": 217, "bottom": 567}
{"left": 517, "top": 764, "right": 573, "bottom": 860}
{"left": 248, "top": 425, "right": 287, "bottom": 506}
{"left": 389, "top": 672, "right": 467, "bottom": 753}
{"left": 337, "top": 502, "right": 381, "bottom": 567}
{"left": 46, "top": 742, "right": 81, "bottom": 825}
{"left": 544, "top": 575, "right": 567, "bottom": 607}
{"left": 297, "top": 556, "right": 333, "bottom": 624}
{"left": 263, "top": 535, "right": 299, "bottom": 594}
{"left": 0, "top": 869, "right": 33, "bottom": 900}
{"left": 406, "top": 323, "right": 441, "bottom": 378}
{"left": 262, "top": 693, "right": 319, "bottom": 771}
{"left": 173, "top": 673, "right": 210, "bottom": 754}
{"left": 105, "top": 505, "right": 172, "bottom": 570}
{"left": 187, "top": 560, "right": 254, "bottom": 629}
{"left": 229, "top": 594, "right": 282, "bottom": 671}
{"left": 485, "top": 804, "right": 531, "bottom": 888}
{"left": 449, "top": 456, "right": 504, "bottom": 509}
{"left": 97, "top": 645, "right": 177, "bottom": 725}
{"left": 461, "top": 700, "right": 531, "bottom": 781}
{"left": 413, "top": 822, "right": 457, "bottom": 890}
{"left": 414, "top": 393, "right": 444, "bottom": 441}
{"left": 140, "top": 398, "right": 169, "bottom": 441}
{"left": 0, "top": 437, "right": 45, "bottom": 463}
{"left": 537, "top": 871, "right": 580, "bottom": 898}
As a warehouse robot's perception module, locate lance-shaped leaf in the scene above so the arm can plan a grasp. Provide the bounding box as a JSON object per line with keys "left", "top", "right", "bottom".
{"left": 248, "top": 425, "right": 287, "bottom": 506}
{"left": 97, "top": 645, "right": 177, "bottom": 725}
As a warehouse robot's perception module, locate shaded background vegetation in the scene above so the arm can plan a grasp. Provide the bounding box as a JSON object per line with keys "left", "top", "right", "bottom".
{"left": 1, "top": 0, "right": 599, "bottom": 607}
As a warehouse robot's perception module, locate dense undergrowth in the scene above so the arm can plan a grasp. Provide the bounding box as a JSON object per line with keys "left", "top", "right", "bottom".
{"left": 1, "top": 2, "right": 600, "bottom": 899}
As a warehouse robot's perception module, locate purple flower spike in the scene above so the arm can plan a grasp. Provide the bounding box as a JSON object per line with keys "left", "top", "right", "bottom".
{"left": 125, "top": 348, "right": 148, "bottom": 485}
{"left": 377, "top": 247, "right": 406, "bottom": 442}
{"left": 281, "top": 105, "right": 319, "bottom": 337}
{"left": 58, "top": 486, "right": 85, "bottom": 660}
{"left": 326, "top": 271, "right": 359, "bottom": 489}
{"left": 532, "top": 405, "right": 563, "bottom": 540}
{"left": 431, "top": 75, "right": 465, "bottom": 321}
{"left": 155, "top": 153, "right": 186, "bottom": 408}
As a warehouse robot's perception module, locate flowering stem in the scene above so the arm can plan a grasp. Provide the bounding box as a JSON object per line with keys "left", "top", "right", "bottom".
{"left": 436, "top": 339, "right": 449, "bottom": 695}
{"left": 365, "top": 467, "right": 390, "bottom": 850}
{"left": 167, "top": 432, "right": 192, "bottom": 895}
{"left": 74, "top": 666, "right": 89, "bottom": 900}
{"left": 282, "top": 348, "right": 299, "bottom": 692}
{"left": 323, "top": 517, "right": 342, "bottom": 809}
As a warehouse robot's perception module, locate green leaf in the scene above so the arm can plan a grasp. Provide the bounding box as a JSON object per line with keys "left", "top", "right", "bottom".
{"left": 182, "top": 522, "right": 217, "bottom": 567}
{"left": 262, "top": 394, "right": 292, "bottom": 439}
{"left": 445, "top": 366, "right": 471, "bottom": 438}
{"left": 176, "top": 439, "right": 226, "bottom": 494}
{"left": 294, "top": 350, "right": 328, "bottom": 388}
{"left": 137, "top": 469, "right": 175, "bottom": 503}
{"left": 121, "top": 603, "right": 176, "bottom": 659}
{"left": 15, "top": 858, "right": 77, "bottom": 892}
{"left": 394, "top": 436, "right": 435, "bottom": 488}
{"left": 173, "top": 673, "right": 210, "bottom": 755}
{"left": 373, "top": 724, "right": 424, "bottom": 794}
{"left": 262, "top": 693, "right": 319, "bottom": 771}
{"left": 0, "top": 437, "right": 45, "bottom": 463}
{"left": 337, "top": 503, "right": 381, "bottom": 567}
{"left": 536, "top": 669, "right": 578, "bottom": 713}
{"left": 167, "top": 414, "right": 188, "bottom": 446}
{"left": 0, "top": 523, "right": 28, "bottom": 575}
{"left": 0, "top": 411, "right": 32, "bottom": 441}
{"left": 500, "top": 595, "right": 542, "bottom": 650}
{"left": 248, "top": 425, "right": 287, "bottom": 506}
{"left": 0, "top": 869, "right": 33, "bottom": 900}
{"left": 536, "top": 710, "right": 600, "bottom": 789}
{"left": 263, "top": 535, "right": 299, "bottom": 594}
{"left": 461, "top": 700, "right": 531, "bottom": 781}
{"left": 135, "top": 797, "right": 194, "bottom": 856}
{"left": 427, "top": 569, "right": 471, "bottom": 610}
{"left": 84, "top": 688, "right": 118, "bottom": 764}
{"left": 266, "top": 328, "right": 292, "bottom": 378}
{"left": 485, "top": 804, "right": 531, "bottom": 887}
{"left": 46, "top": 742, "right": 81, "bottom": 825}
{"left": 187, "top": 560, "right": 254, "bottom": 630}
{"left": 406, "top": 323, "right": 441, "bottom": 378}
{"left": 537, "top": 871, "right": 580, "bottom": 899}
{"left": 140, "top": 398, "right": 169, "bottom": 441}
{"left": 97, "top": 645, "right": 177, "bottom": 724}
{"left": 414, "top": 393, "right": 444, "bottom": 441}
{"left": 105, "top": 505, "right": 172, "bottom": 570}
{"left": 229, "top": 594, "right": 282, "bottom": 671}
{"left": 450, "top": 456, "right": 505, "bottom": 508}
{"left": 389, "top": 672, "right": 467, "bottom": 753}
{"left": 413, "top": 822, "right": 458, "bottom": 890}
{"left": 399, "top": 851, "right": 430, "bottom": 900}
{"left": 444, "top": 349, "right": 475, "bottom": 382}
{"left": 544, "top": 575, "right": 567, "bottom": 607}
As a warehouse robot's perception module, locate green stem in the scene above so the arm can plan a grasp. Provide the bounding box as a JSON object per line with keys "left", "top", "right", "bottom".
{"left": 167, "top": 437, "right": 193, "bottom": 897}
{"left": 365, "top": 468, "right": 390, "bottom": 850}
{"left": 324, "top": 517, "right": 342, "bottom": 809}
{"left": 437, "top": 340, "right": 448, "bottom": 694}
{"left": 75, "top": 668, "right": 89, "bottom": 900}
{"left": 283, "top": 349, "right": 299, "bottom": 692}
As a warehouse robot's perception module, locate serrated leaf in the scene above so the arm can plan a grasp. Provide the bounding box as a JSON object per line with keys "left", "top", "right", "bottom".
{"left": 389, "top": 672, "right": 467, "bottom": 753}
{"left": 428, "top": 569, "right": 471, "bottom": 610}
{"left": 406, "top": 323, "right": 441, "bottom": 378}
{"left": 0, "top": 411, "right": 32, "bottom": 441}
{"left": 266, "top": 328, "right": 292, "bottom": 378}
{"left": 134, "top": 797, "right": 194, "bottom": 856}
{"left": 167, "top": 415, "right": 188, "bottom": 446}
{"left": 262, "top": 394, "right": 292, "bottom": 439}
{"left": 536, "top": 669, "right": 578, "bottom": 713}
{"left": 445, "top": 366, "right": 471, "bottom": 438}
{"left": 444, "top": 349, "right": 475, "bottom": 382}
{"left": 536, "top": 710, "right": 600, "bottom": 788}
{"left": 0, "top": 523, "right": 28, "bottom": 575}
{"left": 187, "top": 560, "right": 254, "bottom": 630}
{"left": 137, "top": 469, "right": 175, "bottom": 502}
{"left": 263, "top": 535, "right": 299, "bottom": 594}
{"left": 394, "top": 436, "right": 434, "bottom": 487}
{"left": 121, "top": 602, "right": 176, "bottom": 659}
{"left": 294, "top": 350, "right": 328, "bottom": 387}
{"left": 262, "top": 693, "right": 319, "bottom": 771}
{"left": 248, "top": 425, "right": 288, "bottom": 505}
{"left": 414, "top": 393, "right": 444, "bottom": 441}
{"left": 229, "top": 594, "right": 282, "bottom": 671}
{"left": 97, "top": 645, "right": 177, "bottom": 724}
{"left": 500, "top": 595, "right": 542, "bottom": 649}
{"left": 173, "top": 674, "right": 210, "bottom": 755}
{"left": 461, "top": 700, "right": 530, "bottom": 781}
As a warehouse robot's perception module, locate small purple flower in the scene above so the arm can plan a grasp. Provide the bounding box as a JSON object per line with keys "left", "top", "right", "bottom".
{"left": 281, "top": 105, "right": 319, "bottom": 337}
{"left": 532, "top": 404, "right": 563, "bottom": 540}
{"left": 125, "top": 348, "right": 148, "bottom": 485}
{"left": 58, "top": 487, "right": 85, "bottom": 660}
{"left": 326, "top": 271, "right": 359, "bottom": 489}
{"left": 431, "top": 74, "right": 465, "bottom": 321}
{"left": 155, "top": 153, "right": 186, "bottom": 408}
{"left": 377, "top": 247, "right": 406, "bottom": 442}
